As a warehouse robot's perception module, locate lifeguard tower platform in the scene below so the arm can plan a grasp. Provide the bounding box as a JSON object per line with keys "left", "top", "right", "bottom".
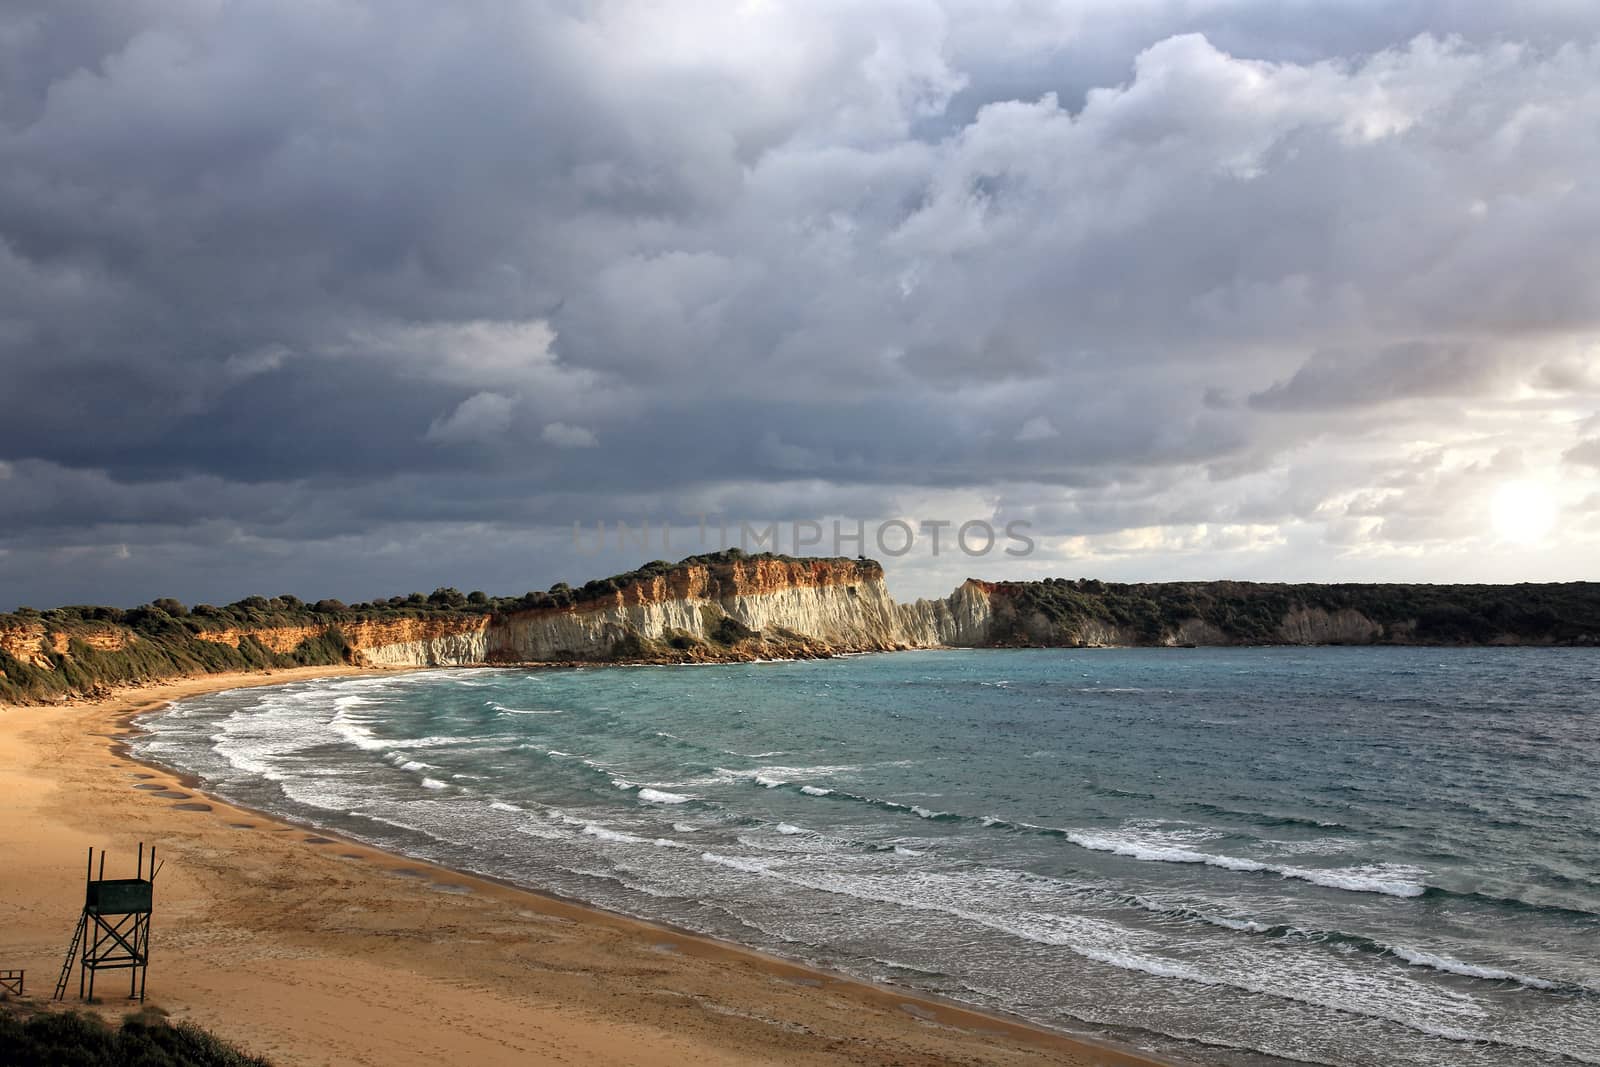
{"left": 54, "top": 844, "right": 160, "bottom": 1002}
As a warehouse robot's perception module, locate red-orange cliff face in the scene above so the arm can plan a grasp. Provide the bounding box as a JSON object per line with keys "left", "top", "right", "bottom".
{"left": 195, "top": 625, "right": 330, "bottom": 655}
{"left": 485, "top": 557, "right": 984, "bottom": 664}
{"left": 0, "top": 555, "right": 987, "bottom": 701}
{"left": 190, "top": 617, "right": 491, "bottom": 659}
{"left": 519, "top": 557, "right": 884, "bottom": 617}
{"left": 1, "top": 621, "right": 133, "bottom": 668}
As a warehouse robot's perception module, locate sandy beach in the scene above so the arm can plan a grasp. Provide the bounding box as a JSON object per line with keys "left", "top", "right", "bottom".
{"left": 0, "top": 667, "right": 1167, "bottom": 1067}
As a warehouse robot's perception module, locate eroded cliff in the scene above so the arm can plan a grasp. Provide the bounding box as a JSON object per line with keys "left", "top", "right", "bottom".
{"left": 5, "top": 555, "right": 1597, "bottom": 705}
{"left": 483, "top": 557, "right": 987, "bottom": 664}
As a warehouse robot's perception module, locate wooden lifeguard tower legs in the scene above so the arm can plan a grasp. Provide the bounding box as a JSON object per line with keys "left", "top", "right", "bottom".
{"left": 54, "top": 844, "right": 159, "bottom": 1002}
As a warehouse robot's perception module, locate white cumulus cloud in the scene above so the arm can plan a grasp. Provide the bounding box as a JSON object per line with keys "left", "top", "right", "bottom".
{"left": 425, "top": 392, "right": 517, "bottom": 445}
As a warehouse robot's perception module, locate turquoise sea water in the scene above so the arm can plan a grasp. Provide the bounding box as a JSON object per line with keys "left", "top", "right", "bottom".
{"left": 137, "top": 648, "right": 1600, "bottom": 1066}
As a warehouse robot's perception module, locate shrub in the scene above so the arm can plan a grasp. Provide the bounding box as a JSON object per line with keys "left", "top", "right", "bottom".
{"left": 0, "top": 1006, "right": 271, "bottom": 1066}
{"left": 710, "top": 615, "right": 755, "bottom": 645}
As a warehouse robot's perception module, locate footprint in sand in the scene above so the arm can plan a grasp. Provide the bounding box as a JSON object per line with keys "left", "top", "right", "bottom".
{"left": 228, "top": 823, "right": 256, "bottom": 830}
{"left": 152, "top": 790, "right": 190, "bottom": 799}
{"left": 303, "top": 836, "right": 334, "bottom": 844}
{"left": 133, "top": 783, "right": 168, "bottom": 790}
{"left": 173, "top": 802, "right": 212, "bottom": 812}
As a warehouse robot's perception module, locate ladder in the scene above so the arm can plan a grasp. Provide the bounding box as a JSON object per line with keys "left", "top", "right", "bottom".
{"left": 53, "top": 913, "right": 86, "bottom": 1000}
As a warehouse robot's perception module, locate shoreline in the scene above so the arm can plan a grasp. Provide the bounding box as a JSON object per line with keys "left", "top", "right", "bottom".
{"left": 1, "top": 666, "right": 1173, "bottom": 1067}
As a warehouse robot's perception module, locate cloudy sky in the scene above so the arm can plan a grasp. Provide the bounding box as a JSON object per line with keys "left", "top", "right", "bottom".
{"left": 3, "top": 0, "right": 1598, "bottom": 608}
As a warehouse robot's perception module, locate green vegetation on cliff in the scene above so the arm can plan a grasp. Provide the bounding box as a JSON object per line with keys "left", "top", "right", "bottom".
{"left": 0, "top": 596, "right": 464, "bottom": 706}
{"left": 5, "top": 555, "right": 1594, "bottom": 705}
{"left": 0, "top": 551, "right": 872, "bottom": 705}
{"left": 986, "top": 578, "right": 1600, "bottom": 647}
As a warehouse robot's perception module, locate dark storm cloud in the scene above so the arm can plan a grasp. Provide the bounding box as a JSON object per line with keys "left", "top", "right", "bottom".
{"left": 3, "top": 1, "right": 1599, "bottom": 607}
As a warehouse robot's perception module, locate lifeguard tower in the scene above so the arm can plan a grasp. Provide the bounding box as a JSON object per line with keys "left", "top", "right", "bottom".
{"left": 53, "top": 844, "right": 160, "bottom": 1002}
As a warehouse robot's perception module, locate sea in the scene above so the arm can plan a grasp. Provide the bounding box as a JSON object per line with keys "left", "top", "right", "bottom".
{"left": 134, "top": 647, "right": 1600, "bottom": 1066}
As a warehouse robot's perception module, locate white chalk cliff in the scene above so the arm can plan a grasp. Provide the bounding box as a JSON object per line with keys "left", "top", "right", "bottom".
{"left": 354, "top": 558, "right": 991, "bottom": 666}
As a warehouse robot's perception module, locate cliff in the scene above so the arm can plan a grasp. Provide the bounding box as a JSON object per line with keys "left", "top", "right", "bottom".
{"left": 983, "top": 578, "right": 1600, "bottom": 648}
{"left": 5, "top": 555, "right": 1598, "bottom": 705}
{"left": 0, "top": 554, "right": 987, "bottom": 702}
{"left": 481, "top": 557, "right": 987, "bottom": 665}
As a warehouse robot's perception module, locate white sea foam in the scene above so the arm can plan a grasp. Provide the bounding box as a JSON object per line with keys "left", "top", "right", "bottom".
{"left": 488, "top": 701, "right": 563, "bottom": 715}
{"left": 328, "top": 705, "right": 388, "bottom": 751}
{"left": 700, "top": 852, "right": 776, "bottom": 875}
{"left": 894, "top": 845, "right": 925, "bottom": 857}
{"left": 637, "top": 788, "right": 693, "bottom": 805}
{"left": 911, "top": 806, "right": 948, "bottom": 820}
{"left": 582, "top": 824, "right": 645, "bottom": 844}
{"left": 399, "top": 760, "right": 430, "bottom": 773}
{"left": 490, "top": 801, "right": 524, "bottom": 812}
{"left": 1261, "top": 837, "right": 1350, "bottom": 856}
{"left": 1390, "top": 947, "right": 1559, "bottom": 990}
{"left": 419, "top": 777, "right": 448, "bottom": 790}
{"left": 1202, "top": 913, "right": 1276, "bottom": 933}
{"left": 400, "top": 735, "right": 483, "bottom": 748}
{"left": 1286, "top": 864, "right": 1427, "bottom": 897}
{"left": 1064, "top": 829, "right": 1428, "bottom": 898}
{"left": 800, "top": 786, "right": 832, "bottom": 797}
{"left": 722, "top": 764, "right": 859, "bottom": 788}
{"left": 775, "top": 823, "right": 808, "bottom": 835}
{"left": 699, "top": 861, "right": 1516, "bottom": 1051}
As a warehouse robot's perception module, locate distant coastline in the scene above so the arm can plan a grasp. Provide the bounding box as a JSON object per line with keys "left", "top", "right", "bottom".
{"left": 5, "top": 550, "right": 1597, "bottom": 706}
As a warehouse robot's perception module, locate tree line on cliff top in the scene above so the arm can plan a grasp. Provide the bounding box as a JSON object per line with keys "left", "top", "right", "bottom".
{"left": 4, "top": 553, "right": 1596, "bottom": 705}
{"left": 985, "top": 577, "right": 1600, "bottom": 646}
{"left": 3, "top": 549, "right": 828, "bottom": 626}
{"left": 0, "top": 551, "right": 831, "bottom": 703}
